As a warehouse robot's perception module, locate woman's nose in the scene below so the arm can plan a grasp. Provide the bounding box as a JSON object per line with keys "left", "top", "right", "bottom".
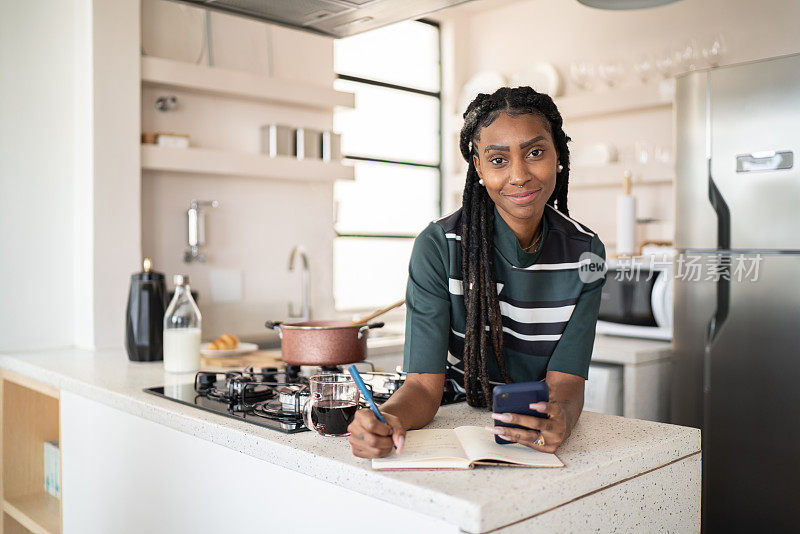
{"left": 508, "top": 159, "right": 532, "bottom": 186}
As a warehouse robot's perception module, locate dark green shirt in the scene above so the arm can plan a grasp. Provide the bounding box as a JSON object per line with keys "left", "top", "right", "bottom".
{"left": 403, "top": 205, "right": 606, "bottom": 384}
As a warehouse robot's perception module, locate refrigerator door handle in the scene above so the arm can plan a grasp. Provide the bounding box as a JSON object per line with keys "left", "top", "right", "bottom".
{"left": 707, "top": 158, "right": 731, "bottom": 250}
{"left": 705, "top": 158, "right": 731, "bottom": 344}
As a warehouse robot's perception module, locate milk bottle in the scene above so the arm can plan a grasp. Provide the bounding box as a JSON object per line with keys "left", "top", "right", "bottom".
{"left": 163, "top": 274, "right": 202, "bottom": 373}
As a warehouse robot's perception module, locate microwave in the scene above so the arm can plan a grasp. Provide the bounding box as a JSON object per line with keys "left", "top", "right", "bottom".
{"left": 596, "top": 254, "right": 674, "bottom": 341}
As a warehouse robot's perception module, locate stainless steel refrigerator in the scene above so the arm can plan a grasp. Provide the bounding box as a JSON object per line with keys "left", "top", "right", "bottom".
{"left": 672, "top": 53, "right": 800, "bottom": 531}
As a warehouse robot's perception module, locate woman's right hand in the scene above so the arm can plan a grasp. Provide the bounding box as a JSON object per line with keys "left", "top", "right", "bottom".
{"left": 348, "top": 409, "right": 405, "bottom": 458}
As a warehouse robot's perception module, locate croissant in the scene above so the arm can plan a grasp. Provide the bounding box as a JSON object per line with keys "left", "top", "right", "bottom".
{"left": 208, "top": 333, "right": 239, "bottom": 350}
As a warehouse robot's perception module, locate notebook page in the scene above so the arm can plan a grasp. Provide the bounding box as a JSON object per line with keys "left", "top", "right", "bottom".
{"left": 372, "top": 429, "right": 470, "bottom": 469}
{"left": 454, "top": 426, "right": 563, "bottom": 467}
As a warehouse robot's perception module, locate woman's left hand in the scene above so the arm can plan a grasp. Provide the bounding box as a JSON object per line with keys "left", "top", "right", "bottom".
{"left": 487, "top": 401, "right": 568, "bottom": 454}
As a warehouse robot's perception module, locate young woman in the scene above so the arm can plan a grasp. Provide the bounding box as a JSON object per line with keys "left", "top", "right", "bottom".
{"left": 348, "top": 86, "right": 606, "bottom": 458}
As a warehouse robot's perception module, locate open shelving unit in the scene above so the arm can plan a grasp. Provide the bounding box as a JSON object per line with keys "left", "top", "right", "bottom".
{"left": 141, "top": 56, "right": 355, "bottom": 110}
{"left": 140, "top": 56, "right": 356, "bottom": 183}
{"left": 569, "top": 161, "right": 675, "bottom": 189}
{"left": 141, "top": 145, "right": 354, "bottom": 182}
{"left": 448, "top": 83, "right": 673, "bottom": 132}
{"left": 555, "top": 84, "right": 673, "bottom": 121}
{"left": 1, "top": 371, "right": 60, "bottom": 534}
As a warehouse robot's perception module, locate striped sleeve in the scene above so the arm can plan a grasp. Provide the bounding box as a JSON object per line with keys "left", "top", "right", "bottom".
{"left": 545, "top": 234, "right": 606, "bottom": 379}
{"left": 403, "top": 222, "right": 451, "bottom": 374}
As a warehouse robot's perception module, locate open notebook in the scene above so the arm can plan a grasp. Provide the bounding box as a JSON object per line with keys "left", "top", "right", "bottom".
{"left": 371, "top": 426, "right": 564, "bottom": 470}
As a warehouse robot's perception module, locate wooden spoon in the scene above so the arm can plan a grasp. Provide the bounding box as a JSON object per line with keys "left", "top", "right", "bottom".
{"left": 352, "top": 299, "right": 406, "bottom": 325}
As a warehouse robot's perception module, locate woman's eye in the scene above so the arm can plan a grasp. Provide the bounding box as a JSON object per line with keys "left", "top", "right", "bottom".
{"left": 489, "top": 157, "right": 505, "bottom": 165}
{"left": 528, "top": 149, "right": 544, "bottom": 158}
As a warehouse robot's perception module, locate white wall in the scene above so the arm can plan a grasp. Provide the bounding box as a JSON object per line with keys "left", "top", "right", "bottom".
{"left": 140, "top": 1, "right": 338, "bottom": 340}
{"left": 438, "top": 0, "right": 800, "bottom": 251}
{"left": 1, "top": 0, "right": 141, "bottom": 352}
{"left": 0, "top": 0, "right": 80, "bottom": 351}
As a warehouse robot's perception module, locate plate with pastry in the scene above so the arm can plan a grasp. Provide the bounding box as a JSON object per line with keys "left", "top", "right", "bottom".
{"left": 201, "top": 334, "right": 257, "bottom": 357}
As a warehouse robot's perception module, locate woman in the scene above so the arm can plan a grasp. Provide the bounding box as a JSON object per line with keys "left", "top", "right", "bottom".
{"left": 348, "top": 86, "right": 606, "bottom": 458}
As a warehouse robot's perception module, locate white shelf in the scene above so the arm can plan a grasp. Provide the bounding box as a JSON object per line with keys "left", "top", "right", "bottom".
{"left": 141, "top": 56, "right": 355, "bottom": 110}
{"left": 141, "top": 145, "right": 354, "bottom": 182}
{"left": 446, "top": 84, "right": 672, "bottom": 130}
{"left": 555, "top": 84, "right": 672, "bottom": 121}
{"left": 569, "top": 162, "right": 674, "bottom": 189}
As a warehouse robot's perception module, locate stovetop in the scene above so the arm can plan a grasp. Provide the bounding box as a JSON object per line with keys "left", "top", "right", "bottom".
{"left": 144, "top": 363, "right": 466, "bottom": 433}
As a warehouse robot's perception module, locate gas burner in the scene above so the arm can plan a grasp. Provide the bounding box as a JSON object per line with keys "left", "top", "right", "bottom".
{"left": 194, "top": 372, "right": 278, "bottom": 412}
{"left": 357, "top": 371, "right": 404, "bottom": 402}
{"left": 277, "top": 384, "right": 309, "bottom": 412}
{"left": 443, "top": 377, "right": 467, "bottom": 405}
{"left": 285, "top": 364, "right": 303, "bottom": 382}
{"left": 146, "top": 361, "right": 465, "bottom": 434}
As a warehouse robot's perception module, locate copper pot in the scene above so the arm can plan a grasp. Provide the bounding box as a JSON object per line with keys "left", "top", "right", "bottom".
{"left": 264, "top": 320, "right": 384, "bottom": 366}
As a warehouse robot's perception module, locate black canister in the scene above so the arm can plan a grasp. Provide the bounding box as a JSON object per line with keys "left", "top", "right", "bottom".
{"left": 125, "top": 258, "right": 168, "bottom": 362}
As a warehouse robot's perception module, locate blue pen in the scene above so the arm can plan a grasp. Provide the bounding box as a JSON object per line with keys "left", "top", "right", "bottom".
{"left": 347, "top": 365, "right": 388, "bottom": 424}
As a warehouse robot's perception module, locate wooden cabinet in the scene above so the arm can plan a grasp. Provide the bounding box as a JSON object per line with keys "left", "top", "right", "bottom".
{"left": 1, "top": 371, "right": 60, "bottom": 534}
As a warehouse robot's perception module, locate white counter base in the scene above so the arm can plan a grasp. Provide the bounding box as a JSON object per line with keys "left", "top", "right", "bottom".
{"left": 62, "top": 390, "right": 698, "bottom": 533}
{"left": 62, "top": 391, "right": 456, "bottom": 533}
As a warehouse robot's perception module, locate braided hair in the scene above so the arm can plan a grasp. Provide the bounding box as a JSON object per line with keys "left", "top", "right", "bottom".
{"left": 458, "top": 86, "right": 572, "bottom": 407}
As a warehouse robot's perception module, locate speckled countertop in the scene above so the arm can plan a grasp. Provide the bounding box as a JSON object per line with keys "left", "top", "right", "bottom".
{"left": 0, "top": 349, "right": 699, "bottom": 533}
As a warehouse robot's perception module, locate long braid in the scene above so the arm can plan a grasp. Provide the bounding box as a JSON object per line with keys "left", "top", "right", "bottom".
{"left": 460, "top": 164, "right": 481, "bottom": 404}
{"left": 458, "top": 86, "right": 572, "bottom": 407}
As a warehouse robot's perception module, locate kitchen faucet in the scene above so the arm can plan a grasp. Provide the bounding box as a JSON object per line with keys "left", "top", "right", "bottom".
{"left": 287, "top": 246, "right": 310, "bottom": 322}
{"left": 184, "top": 199, "right": 219, "bottom": 263}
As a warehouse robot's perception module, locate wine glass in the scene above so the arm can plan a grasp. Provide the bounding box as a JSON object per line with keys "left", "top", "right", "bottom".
{"left": 598, "top": 61, "right": 625, "bottom": 88}
{"left": 569, "top": 61, "right": 595, "bottom": 92}
{"left": 682, "top": 39, "right": 700, "bottom": 71}
{"left": 655, "top": 50, "right": 675, "bottom": 79}
{"left": 702, "top": 33, "right": 727, "bottom": 67}
{"left": 633, "top": 55, "right": 655, "bottom": 84}
{"left": 634, "top": 140, "right": 651, "bottom": 165}
{"left": 655, "top": 145, "right": 673, "bottom": 165}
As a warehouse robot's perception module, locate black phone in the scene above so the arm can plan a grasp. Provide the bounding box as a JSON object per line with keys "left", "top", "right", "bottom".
{"left": 491, "top": 381, "right": 549, "bottom": 445}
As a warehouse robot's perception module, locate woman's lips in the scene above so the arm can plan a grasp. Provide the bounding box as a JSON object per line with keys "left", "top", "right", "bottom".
{"left": 504, "top": 188, "right": 541, "bottom": 205}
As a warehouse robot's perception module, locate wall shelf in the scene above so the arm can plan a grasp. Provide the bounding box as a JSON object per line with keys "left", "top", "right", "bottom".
{"left": 141, "top": 145, "right": 355, "bottom": 182}
{"left": 446, "top": 84, "right": 673, "bottom": 132}
{"left": 570, "top": 162, "right": 674, "bottom": 189}
{"left": 141, "top": 56, "right": 355, "bottom": 110}
{"left": 555, "top": 84, "right": 672, "bottom": 121}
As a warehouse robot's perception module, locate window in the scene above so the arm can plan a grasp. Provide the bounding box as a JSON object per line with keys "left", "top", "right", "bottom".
{"left": 333, "top": 20, "right": 442, "bottom": 311}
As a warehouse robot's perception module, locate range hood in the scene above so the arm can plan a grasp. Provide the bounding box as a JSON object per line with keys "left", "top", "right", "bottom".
{"left": 169, "top": 0, "right": 475, "bottom": 38}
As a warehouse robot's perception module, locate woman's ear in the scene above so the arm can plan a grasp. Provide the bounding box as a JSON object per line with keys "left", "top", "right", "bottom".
{"left": 472, "top": 153, "right": 482, "bottom": 179}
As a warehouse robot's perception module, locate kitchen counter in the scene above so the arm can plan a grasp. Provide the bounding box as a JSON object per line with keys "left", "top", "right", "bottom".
{"left": 0, "top": 349, "right": 699, "bottom": 533}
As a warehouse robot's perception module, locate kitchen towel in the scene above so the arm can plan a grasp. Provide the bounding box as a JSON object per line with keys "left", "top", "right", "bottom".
{"left": 616, "top": 194, "right": 636, "bottom": 256}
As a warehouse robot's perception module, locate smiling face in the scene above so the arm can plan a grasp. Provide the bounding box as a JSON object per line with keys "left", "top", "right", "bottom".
{"left": 472, "top": 112, "right": 559, "bottom": 227}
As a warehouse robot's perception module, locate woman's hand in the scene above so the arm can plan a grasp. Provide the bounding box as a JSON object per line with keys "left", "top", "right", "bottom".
{"left": 348, "top": 409, "right": 405, "bottom": 458}
{"left": 487, "top": 401, "right": 568, "bottom": 454}
{"left": 486, "top": 370, "right": 586, "bottom": 453}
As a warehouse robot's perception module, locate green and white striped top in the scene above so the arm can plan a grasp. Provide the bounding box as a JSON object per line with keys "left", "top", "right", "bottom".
{"left": 403, "top": 204, "right": 606, "bottom": 384}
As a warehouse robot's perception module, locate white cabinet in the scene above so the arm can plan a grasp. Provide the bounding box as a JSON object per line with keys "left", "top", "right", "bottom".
{"left": 590, "top": 335, "right": 672, "bottom": 422}
{"left": 584, "top": 362, "right": 624, "bottom": 416}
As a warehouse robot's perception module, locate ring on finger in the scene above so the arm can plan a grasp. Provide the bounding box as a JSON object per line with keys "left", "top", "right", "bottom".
{"left": 534, "top": 432, "right": 546, "bottom": 447}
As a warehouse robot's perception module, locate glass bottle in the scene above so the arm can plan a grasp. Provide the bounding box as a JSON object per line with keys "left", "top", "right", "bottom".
{"left": 163, "top": 274, "right": 202, "bottom": 373}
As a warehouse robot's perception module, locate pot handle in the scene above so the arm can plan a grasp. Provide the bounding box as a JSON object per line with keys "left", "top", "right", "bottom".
{"left": 358, "top": 321, "right": 385, "bottom": 339}
{"left": 264, "top": 321, "right": 283, "bottom": 339}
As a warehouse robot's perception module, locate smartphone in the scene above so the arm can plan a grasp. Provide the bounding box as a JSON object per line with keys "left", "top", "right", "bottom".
{"left": 491, "top": 381, "right": 549, "bottom": 445}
